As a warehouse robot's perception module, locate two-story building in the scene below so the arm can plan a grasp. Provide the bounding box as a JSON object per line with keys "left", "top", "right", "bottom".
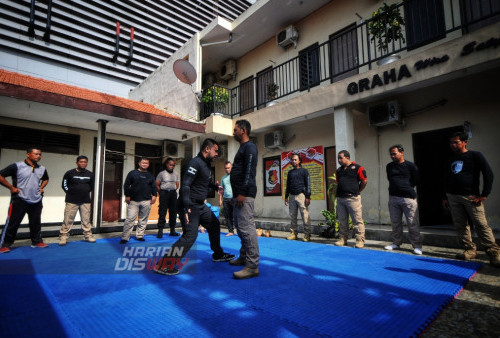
{"left": 131, "top": 0, "right": 500, "bottom": 229}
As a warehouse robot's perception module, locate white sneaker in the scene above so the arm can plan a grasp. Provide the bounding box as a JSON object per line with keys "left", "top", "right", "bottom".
{"left": 384, "top": 244, "right": 399, "bottom": 251}
{"left": 413, "top": 248, "right": 423, "bottom": 255}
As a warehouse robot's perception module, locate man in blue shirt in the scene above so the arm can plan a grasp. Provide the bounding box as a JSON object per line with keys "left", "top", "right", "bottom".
{"left": 0, "top": 147, "right": 49, "bottom": 253}
{"left": 219, "top": 161, "right": 235, "bottom": 236}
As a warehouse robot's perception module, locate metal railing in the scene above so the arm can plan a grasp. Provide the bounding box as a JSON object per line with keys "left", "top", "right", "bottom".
{"left": 200, "top": 0, "right": 499, "bottom": 119}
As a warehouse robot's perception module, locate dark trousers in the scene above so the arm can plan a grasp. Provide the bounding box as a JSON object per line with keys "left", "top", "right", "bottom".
{"left": 158, "top": 190, "right": 177, "bottom": 232}
{"left": 222, "top": 197, "right": 234, "bottom": 233}
{"left": 1, "top": 196, "right": 43, "bottom": 247}
{"left": 165, "top": 203, "right": 223, "bottom": 261}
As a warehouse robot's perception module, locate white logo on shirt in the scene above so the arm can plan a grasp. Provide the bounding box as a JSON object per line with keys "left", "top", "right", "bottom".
{"left": 187, "top": 166, "right": 197, "bottom": 175}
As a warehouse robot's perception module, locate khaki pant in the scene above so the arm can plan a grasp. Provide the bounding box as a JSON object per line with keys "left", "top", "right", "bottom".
{"left": 121, "top": 200, "right": 152, "bottom": 240}
{"left": 388, "top": 196, "right": 422, "bottom": 249}
{"left": 233, "top": 197, "right": 259, "bottom": 269}
{"left": 289, "top": 193, "right": 311, "bottom": 236}
{"left": 337, "top": 195, "right": 365, "bottom": 241}
{"left": 59, "top": 202, "right": 92, "bottom": 239}
{"left": 447, "top": 193, "right": 500, "bottom": 257}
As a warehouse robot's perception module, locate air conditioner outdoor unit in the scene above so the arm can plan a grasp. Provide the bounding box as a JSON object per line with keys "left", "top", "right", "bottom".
{"left": 264, "top": 131, "right": 284, "bottom": 149}
{"left": 220, "top": 60, "right": 236, "bottom": 80}
{"left": 368, "top": 101, "right": 401, "bottom": 127}
{"left": 276, "top": 25, "right": 298, "bottom": 49}
{"left": 163, "top": 141, "right": 185, "bottom": 158}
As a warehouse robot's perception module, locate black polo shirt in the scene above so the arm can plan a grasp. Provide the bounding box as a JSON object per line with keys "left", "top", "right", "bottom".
{"left": 336, "top": 162, "right": 367, "bottom": 198}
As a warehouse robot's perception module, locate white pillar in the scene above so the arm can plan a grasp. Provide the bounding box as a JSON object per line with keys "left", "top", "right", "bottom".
{"left": 227, "top": 137, "right": 239, "bottom": 163}
{"left": 93, "top": 119, "right": 107, "bottom": 232}
{"left": 192, "top": 136, "right": 200, "bottom": 155}
{"left": 334, "top": 106, "right": 355, "bottom": 165}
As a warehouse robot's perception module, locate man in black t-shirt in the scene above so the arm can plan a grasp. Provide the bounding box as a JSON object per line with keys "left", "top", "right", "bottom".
{"left": 384, "top": 145, "right": 422, "bottom": 255}
{"left": 284, "top": 153, "right": 312, "bottom": 242}
{"left": 443, "top": 132, "right": 499, "bottom": 267}
{"left": 59, "top": 155, "right": 95, "bottom": 246}
{"left": 120, "top": 157, "right": 157, "bottom": 243}
{"left": 334, "top": 150, "right": 367, "bottom": 249}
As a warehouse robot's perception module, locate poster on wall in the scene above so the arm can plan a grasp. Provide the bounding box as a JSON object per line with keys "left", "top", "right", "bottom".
{"left": 263, "top": 156, "right": 281, "bottom": 196}
{"left": 281, "top": 146, "right": 325, "bottom": 200}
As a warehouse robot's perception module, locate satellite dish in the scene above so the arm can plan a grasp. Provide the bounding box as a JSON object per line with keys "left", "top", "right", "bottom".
{"left": 173, "top": 59, "right": 197, "bottom": 85}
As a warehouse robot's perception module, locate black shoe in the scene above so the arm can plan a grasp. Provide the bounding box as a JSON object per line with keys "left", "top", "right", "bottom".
{"left": 169, "top": 231, "right": 179, "bottom": 236}
{"left": 119, "top": 239, "right": 128, "bottom": 244}
{"left": 136, "top": 237, "right": 145, "bottom": 242}
{"left": 157, "top": 228, "right": 163, "bottom": 238}
{"left": 212, "top": 252, "right": 235, "bottom": 262}
{"left": 154, "top": 266, "right": 180, "bottom": 276}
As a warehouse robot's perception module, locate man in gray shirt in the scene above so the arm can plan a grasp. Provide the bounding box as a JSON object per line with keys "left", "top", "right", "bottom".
{"left": 0, "top": 147, "right": 49, "bottom": 253}
{"left": 156, "top": 158, "right": 180, "bottom": 238}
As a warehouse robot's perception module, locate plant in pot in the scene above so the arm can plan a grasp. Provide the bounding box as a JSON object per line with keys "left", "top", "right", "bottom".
{"left": 319, "top": 174, "right": 354, "bottom": 238}
{"left": 202, "top": 86, "right": 229, "bottom": 115}
{"left": 267, "top": 82, "right": 279, "bottom": 100}
{"left": 368, "top": 2, "right": 405, "bottom": 64}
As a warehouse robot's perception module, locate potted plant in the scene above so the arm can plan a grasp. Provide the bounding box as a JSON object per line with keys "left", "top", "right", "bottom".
{"left": 202, "top": 85, "right": 229, "bottom": 116}
{"left": 368, "top": 2, "right": 405, "bottom": 64}
{"left": 266, "top": 82, "right": 279, "bottom": 100}
{"left": 266, "top": 82, "right": 279, "bottom": 107}
{"left": 319, "top": 174, "right": 354, "bottom": 239}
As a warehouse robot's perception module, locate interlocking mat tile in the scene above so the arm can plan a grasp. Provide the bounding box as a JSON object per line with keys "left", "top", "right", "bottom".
{"left": 0, "top": 234, "right": 481, "bottom": 337}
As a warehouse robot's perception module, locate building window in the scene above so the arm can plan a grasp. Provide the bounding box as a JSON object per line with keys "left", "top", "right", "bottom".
{"left": 0, "top": 124, "right": 80, "bottom": 154}
{"left": 239, "top": 76, "right": 254, "bottom": 115}
{"left": 256, "top": 67, "right": 273, "bottom": 109}
{"left": 329, "top": 23, "right": 359, "bottom": 83}
{"left": 299, "top": 43, "right": 320, "bottom": 91}
{"left": 461, "top": 0, "right": 500, "bottom": 33}
{"left": 404, "top": 0, "right": 446, "bottom": 50}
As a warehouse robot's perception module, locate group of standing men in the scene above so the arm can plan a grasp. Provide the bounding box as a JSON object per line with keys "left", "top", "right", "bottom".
{"left": 0, "top": 129, "right": 498, "bottom": 268}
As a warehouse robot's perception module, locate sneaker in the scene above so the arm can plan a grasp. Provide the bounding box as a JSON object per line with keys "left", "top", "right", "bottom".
{"left": 169, "top": 232, "right": 179, "bottom": 237}
{"left": 31, "top": 242, "right": 48, "bottom": 248}
{"left": 59, "top": 237, "right": 67, "bottom": 246}
{"left": 233, "top": 267, "right": 259, "bottom": 279}
{"left": 153, "top": 266, "right": 180, "bottom": 276}
{"left": 287, "top": 232, "right": 297, "bottom": 240}
{"left": 0, "top": 246, "right": 11, "bottom": 254}
{"left": 384, "top": 244, "right": 400, "bottom": 251}
{"left": 456, "top": 250, "right": 477, "bottom": 260}
{"left": 355, "top": 240, "right": 364, "bottom": 249}
{"left": 334, "top": 237, "right": 346, "bottom": 246}
{"left": 85, "top": 236, "right": 96, "bottom": 243}
{"left": 119, "top": 239, "right": 128, "bottom": 244}
{"left": 212, "top": 252, "right": 235, "bottom": 262}
{"left": 229, "top": 257, "right": 246, "bottom": 266}
{"left": 136, "top": 237, "right": 145, "bottom": 242}
{"left": 413, "top": 248, "right": 423, "bottom": 255}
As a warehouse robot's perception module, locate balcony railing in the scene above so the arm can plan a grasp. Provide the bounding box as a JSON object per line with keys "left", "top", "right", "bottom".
{"left": 200, "top": 0, "right": 500, "bottom": 120}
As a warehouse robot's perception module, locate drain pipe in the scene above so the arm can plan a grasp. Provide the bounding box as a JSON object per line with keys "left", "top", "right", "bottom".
{"left": 200, "top": 33, "right": 232, "bottom": 47}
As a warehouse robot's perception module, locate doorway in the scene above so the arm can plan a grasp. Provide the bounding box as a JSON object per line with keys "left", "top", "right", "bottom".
{"left": 94, "top": 138, "right": 125, "bottom": 222}
{"left": 412, "top": 126, "right": 463, "bottom": 226}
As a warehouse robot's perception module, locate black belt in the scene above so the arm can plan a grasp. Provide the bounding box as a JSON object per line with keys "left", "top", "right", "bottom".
{"left": 162, "top": 189, "right": 176, "bottom": 192}
{"left": 191, "top": 198, "right": 205, "bottom": 205}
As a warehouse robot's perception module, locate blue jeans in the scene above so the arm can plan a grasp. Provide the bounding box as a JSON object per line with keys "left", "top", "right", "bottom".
{"left": 222, "top": 198, "right": 234, "bottom": 232}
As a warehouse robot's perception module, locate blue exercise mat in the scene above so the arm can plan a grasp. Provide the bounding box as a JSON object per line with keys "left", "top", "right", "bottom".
{"left": 0, "top": 234, "right": 481, "bottom": 337}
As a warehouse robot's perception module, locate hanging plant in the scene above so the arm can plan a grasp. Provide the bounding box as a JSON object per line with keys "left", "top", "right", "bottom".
{"left": 266, "top": 82, "right": 279, "bottom": 100}
{"left": 368, "top": 2, "right": 405, "bottom": 52}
